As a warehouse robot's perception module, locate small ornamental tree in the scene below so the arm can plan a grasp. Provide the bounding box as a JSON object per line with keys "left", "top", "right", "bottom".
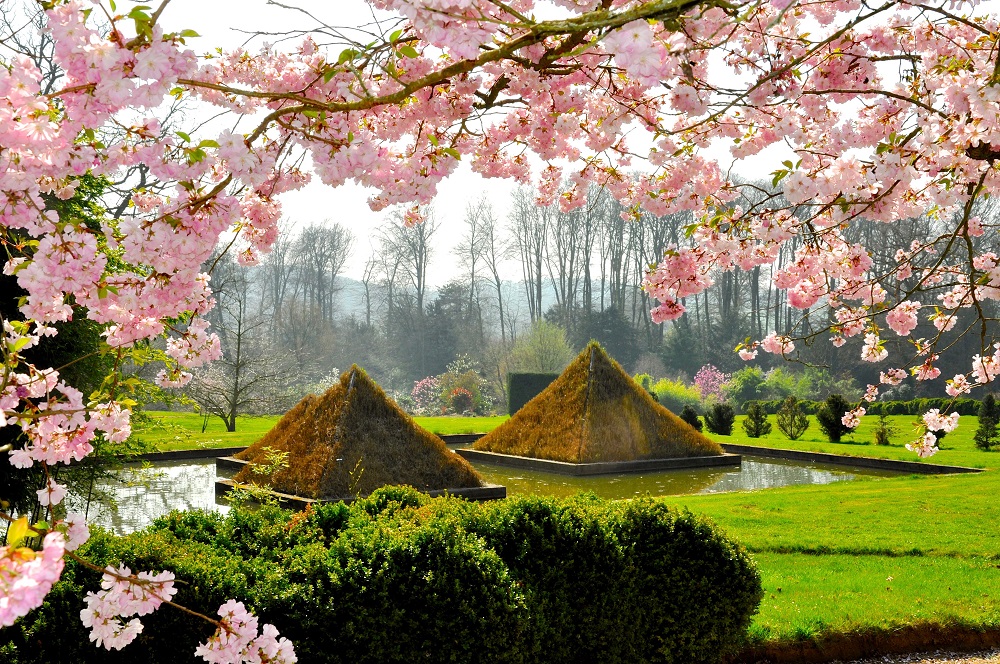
{"left": 873, "top": 413, "right": 897, "bottom": 446}
{"left": 704, "top": 403, "right": 735, "bottom": 436}
{"left": 776, "top": 397, "right": 810, "bottom": 441}
{"left": 742, "top": 402, "right": 772, "bottom": 439}
{"left": 975, "top": 394, "right": 1000, "bottom": 451}
{"left": 679, "top": 405, "right": 703, "bottom": 432}
{"left": 816, "top": 394, "right": 857, "bottom": 443}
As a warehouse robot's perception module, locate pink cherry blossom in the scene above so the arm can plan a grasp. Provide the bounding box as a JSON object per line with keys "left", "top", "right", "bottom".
{"left": 906, "top": 432, "right": 939, "bottom": 459}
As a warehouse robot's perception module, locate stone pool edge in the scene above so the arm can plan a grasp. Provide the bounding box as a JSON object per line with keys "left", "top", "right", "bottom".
{"left": 455, "top": 449, "right": 743, "bottom": 475}
{"left": 718, "top": 443, "right": 984, "bottom": 475}
{"left": 137, "top": 436, "right": 985, "bottom": 476}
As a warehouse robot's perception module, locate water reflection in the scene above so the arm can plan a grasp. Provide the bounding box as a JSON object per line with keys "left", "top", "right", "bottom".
{"left": 78, "top": 456, "right": 897, "bottom": 535}
{"left": 472, "top": 456, "right": 889, "bottom": 500}
{"left": 68, "top": 460, "right": 229, "bottom": 535}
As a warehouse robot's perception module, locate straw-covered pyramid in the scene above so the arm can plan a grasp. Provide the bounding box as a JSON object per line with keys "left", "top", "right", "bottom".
{"left": 474, "top": 342, "right": 724, "bottom": 463}
{"left": 234, "top": 366, "right": 483, "bottom": 499}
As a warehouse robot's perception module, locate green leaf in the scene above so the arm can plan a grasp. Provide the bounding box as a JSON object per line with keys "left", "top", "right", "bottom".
{"left": 198, "top": 139, "right": 220, "bottom": 148}
{"left": 176, "top": 131, "right": 191, "bottom": 143}
{"left": 771, "top": 169, "right": 789, "bottom": 188}
{"left": 338, "top": 48, "right": 358, "bottom": 64}
{"left": 109, "top": 0, "right": 116, "bottom": 11}
{"left": 179, "top": 29, "right": 200, "bottom": 38}
{"left": 428, "top": 134, "right": 438, "bottom": 146}
{"left": 302, "top": 109, "right": 319, "bottom": 119}
{"left": 7, "top": 516, "right": 29, "bottom": 547}
{"left": 323, "top": 66, "right": 337, "bottom": 83}
{"left": 389, "top": 29, "right": 403, "bottom": 43}
{"left": 398, "top": 45, "right": 419, "bottom": 59}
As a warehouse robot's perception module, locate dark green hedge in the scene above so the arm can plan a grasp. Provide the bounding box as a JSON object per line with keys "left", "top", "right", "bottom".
{"left": 9, "top": 488, "right": 762, "bottom": 664}
{"left": 507, "top": 372, "right": 559, "bottom": 414}
{"left": 749, "top": 397, "right": 982, "bottom": 417}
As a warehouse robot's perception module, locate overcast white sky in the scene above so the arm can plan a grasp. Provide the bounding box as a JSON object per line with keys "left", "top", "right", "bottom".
{"left": 159, "top": 0, "right": 822, "bottom": 286}
{"left": 161, "top": 0, "right": 522, "bottom": 286}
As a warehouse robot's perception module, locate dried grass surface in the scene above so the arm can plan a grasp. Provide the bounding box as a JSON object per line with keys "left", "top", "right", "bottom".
{"left": 475, "top": 342, "right": 723, "bottom": 462}
{"left": 234, "top": 366, "right": 482, "bottom": 498}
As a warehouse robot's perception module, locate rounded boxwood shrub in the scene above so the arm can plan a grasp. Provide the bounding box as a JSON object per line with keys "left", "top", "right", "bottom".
{"left": 10, "top": 487, "right": 762, "bottom": 664}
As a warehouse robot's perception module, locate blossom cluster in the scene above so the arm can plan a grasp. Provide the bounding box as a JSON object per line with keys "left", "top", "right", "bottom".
{"left": 2, "top": 0, "right": 999, "bottom": 658}
{"left": 195, "top": 600, "right": 296, "bottom": 664}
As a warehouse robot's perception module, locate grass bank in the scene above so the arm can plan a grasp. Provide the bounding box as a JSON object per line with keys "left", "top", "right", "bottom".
{"left": 132, "top": 410, "right": 1000, "bottom": 652}
{"left": 133, "top": 411, "right": 510, "bottom": 451}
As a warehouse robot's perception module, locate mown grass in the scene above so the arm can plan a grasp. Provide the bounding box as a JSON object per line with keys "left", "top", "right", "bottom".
{"left": 747, "top": 553, "right": 1000, "bottom": 642}
{"left": 132, "top": 409, "right": 1000, "bottom": 647}
{"left": 133, "top": 411, "right": 509, "bottom": 451}
{"left": 702, "top": 413, "right": 994, "bottom": 470}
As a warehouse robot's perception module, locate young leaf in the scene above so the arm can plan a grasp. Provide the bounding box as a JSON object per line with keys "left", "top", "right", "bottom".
{"left": 7, "top": 516, "right": 29, "bottom": 548}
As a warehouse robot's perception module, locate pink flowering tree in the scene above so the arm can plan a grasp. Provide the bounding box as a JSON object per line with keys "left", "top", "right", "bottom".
{"left": 3, "top": 0, "right": 1000, "bottom": 656}
{"left": 693, "top": 365, "right": 729, "bottom": 402}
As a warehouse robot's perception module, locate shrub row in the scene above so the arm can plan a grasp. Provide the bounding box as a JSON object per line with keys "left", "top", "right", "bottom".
{"left": 9, "top": 488, "right": 762, "bottom": 664}
{"left": 747, "top": 397, "right": 982, "bottom": 417}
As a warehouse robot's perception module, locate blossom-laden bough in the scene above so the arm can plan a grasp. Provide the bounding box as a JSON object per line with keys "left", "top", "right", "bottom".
{"left": 2, "top": 0, "right": 1000, "bottom": 659}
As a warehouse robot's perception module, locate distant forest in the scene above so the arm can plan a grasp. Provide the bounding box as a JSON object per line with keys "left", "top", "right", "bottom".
{"left": 173, "top": 182, "right": 1000, "bottom": 424}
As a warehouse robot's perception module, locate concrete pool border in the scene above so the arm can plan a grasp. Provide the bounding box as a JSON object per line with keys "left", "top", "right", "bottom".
{"left": 454, "top": 448, "right": 743, "bottom": 475}
{"left": 142, "top": 435, "right": 985, "bottom": 476}
{"left": 214, "top": 456, "right": 506, "bottom": 507}
{"left": 717, "top": 443, "right": 984, "bottom": 475}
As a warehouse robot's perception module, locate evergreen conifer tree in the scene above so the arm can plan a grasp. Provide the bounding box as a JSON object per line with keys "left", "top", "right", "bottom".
{"left": 742, "top": 402, "right": 772, "bottom": 438}
{"left": 776, "top": 397, "right": 809, "bottom": 440}
{"left": 704, "top": 403, "right": 735, "bottom": 436}
{"left": 975, "top": 394, "right": 999, "bottom": 451}
{"left": 679, "top": 404, "right": 703, "bottom": 432}
{"left": 816, "top": 394, "right": 856, "bottom": 443}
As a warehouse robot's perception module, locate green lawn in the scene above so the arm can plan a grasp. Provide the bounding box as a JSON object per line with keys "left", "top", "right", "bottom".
{"left": 133, "top": 411, "right": 509, "bottom": 451}
{"left": 132, "top": 409, "right": 1000, "bottom": 647}
{"left": 703, "top": 413, "right": 993, "bottom": 470}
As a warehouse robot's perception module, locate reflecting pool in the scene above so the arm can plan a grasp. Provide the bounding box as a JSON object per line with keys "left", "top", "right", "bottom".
{"left": 76, "top": 455, "right": 901, "bottom": 535}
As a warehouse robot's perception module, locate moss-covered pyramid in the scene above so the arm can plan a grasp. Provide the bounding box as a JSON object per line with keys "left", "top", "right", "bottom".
{"left": 234, "top": 366, "right": 483, "bottom": 499}
{"left": 474, "top": 343, "right": 724, "bottom": 463}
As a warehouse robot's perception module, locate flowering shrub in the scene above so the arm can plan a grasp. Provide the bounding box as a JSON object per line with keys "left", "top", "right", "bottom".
{"left": 693, "top": 365, "right": 729, "bottom": 402}
{"left": 410, "top": 376, "right": 441, "bottom": 416}
{"left": 449, "top": 387, "right": 474, "bottom": 415}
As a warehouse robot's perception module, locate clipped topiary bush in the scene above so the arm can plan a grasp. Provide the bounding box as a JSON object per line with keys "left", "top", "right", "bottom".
{"left": 704, "top": 403, "right": 735, "bottom": 436}
{"left": 11, "top": 489, "right": 763, "bottom": 664}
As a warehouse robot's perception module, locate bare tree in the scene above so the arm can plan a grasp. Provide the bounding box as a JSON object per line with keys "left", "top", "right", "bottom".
{"left": 509, "top": 187, "right": 549, "bottom": 323}
{"left": 190, "top": 254, "right": 289, "bottom": 432}
{"left": 294, "top": 222, "right": 353, "bottom": 324}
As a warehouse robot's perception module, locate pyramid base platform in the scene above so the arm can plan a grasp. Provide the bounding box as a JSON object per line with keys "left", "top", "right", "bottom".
{"left": 455, "top": 449, "right": 741, "bottom": 476}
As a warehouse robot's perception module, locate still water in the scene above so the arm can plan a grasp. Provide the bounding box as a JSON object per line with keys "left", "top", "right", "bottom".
{"left": 77, "top": 456, "right": 899, "bottom": 535}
